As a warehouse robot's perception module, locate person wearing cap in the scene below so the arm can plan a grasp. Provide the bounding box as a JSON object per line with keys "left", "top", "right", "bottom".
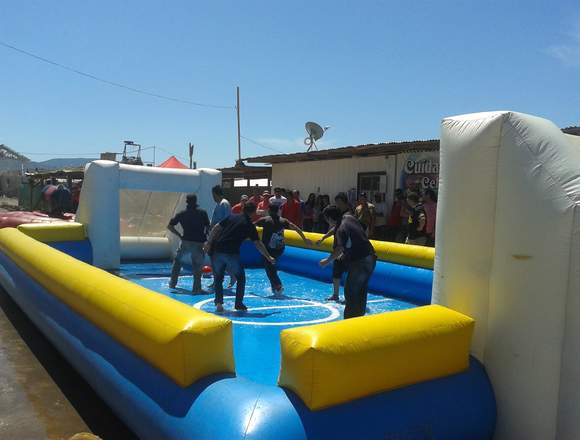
{"left": 231, "top": 194, "right": 248, "bottom": 214}
{"left": 257, "top": 190, "right": 271, "bottom": 217}
{"left": 355, "top": 192, "right": 376, "bottom": 237}
{"left": 167, "top": 194, "right": 210, "bottom": 293}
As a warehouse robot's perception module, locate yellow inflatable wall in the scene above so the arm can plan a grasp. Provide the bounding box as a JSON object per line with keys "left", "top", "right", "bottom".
{"left": 0, "top": 228, "right": 234, "bottom": 386}
{"left": 278, "top": 305, "right": 474, "bottom": 410}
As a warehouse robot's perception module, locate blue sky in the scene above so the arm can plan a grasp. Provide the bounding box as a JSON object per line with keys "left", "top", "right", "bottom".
{"left": 1, "top": 1, "right": 579, "bottom": 167}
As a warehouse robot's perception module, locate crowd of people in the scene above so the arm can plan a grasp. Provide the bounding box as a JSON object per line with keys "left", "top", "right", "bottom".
{"left": 167, "top": 185, "right": 378, "bottom": 319}
{"left": 226, "top": 186, "right": 437, "bottom": 247}
{"left": 386, "top": 187, "right": 438, "bottom": 246}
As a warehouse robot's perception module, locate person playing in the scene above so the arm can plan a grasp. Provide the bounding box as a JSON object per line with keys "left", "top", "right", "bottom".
{"left": 204, "top": 202, "right": 275, "bottom": 313}
{"left": 422, "top": 189, "right": 437, "bottom": 246}
{"left": 319, "top": 205, "right": 376, "bottom": 319}
{"left": 268, "top": 187, "right": 287, "bottom": 208}
{"left": 231, "top": 194, "right": 248, "bottom": 214}
{"left": 405, "top": 192, "right": 427, "bottom": 246}
{"left": 302, "top": 193, "right": 316, "bottom": 232}
{"left": 167, "top": 194, "right": 210, "bottom": 293}
{"left": 255, "top": 204, "right": 311, "bottom": 296}
{"left": 210, "top": 184, "right": 235, "bottom": 287}
{"left": 210, "top": 185, "right": 231, "bottom": 227}
{"left": 354, "top": 192, "right": 376, "bottom": 237}
{"left": 315, "top": 192, "right": 352, "bottom": 302}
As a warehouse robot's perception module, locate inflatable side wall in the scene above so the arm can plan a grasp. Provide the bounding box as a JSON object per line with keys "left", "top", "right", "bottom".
{"left": 434, "top": 111, "right": 580, "bottom": 439}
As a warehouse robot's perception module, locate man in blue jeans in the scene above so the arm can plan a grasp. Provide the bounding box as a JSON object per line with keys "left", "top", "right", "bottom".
{"left": 204, "top": 202, "right": 275, "bottom": 313}
{"left": 319, "top": 205, "right": 376, "bottom": 318}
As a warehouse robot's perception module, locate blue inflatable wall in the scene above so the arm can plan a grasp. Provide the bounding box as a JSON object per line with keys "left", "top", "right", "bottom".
{"left": 240, "top": 241, "right": 432, "bottom": 305}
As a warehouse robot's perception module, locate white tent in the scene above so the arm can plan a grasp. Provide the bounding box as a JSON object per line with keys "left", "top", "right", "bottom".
{"left": 434, "top": 111, "right": 580, "bottom": 439}
{"left": 76, "top": 160, "right": 220, "bottom": 269}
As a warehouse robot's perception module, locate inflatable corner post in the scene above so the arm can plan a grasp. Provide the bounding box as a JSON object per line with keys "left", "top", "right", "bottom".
{"left": 76, "top": 160, "right": 221, "bottom": 269}
{"left": 434, "top": 111, "right": 580, "bottom": 439}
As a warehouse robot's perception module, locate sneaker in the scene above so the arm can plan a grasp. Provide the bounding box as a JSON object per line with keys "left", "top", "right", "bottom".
{"left": 326, "top": 295, "right": 340, "bottom": 302}
{"left": 215, "top": 304, "right": 224, "bottom": 313}
{"left": 234, "top": 303, "right": 248, "bottom": 311}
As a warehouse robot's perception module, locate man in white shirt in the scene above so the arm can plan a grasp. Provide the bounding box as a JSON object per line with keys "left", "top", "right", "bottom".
{"left": 211, "top": 185, "right": 231, "bottom": 227}
{"left": 210, "top": 185, "right": 236, "bottom": 287}
{"left": 268, "top": 187, "right": 287, "bottom": 208}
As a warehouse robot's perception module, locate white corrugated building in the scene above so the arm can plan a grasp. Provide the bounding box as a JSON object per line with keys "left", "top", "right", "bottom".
{"left": 243, "top": 140, "right": 440, "bottom": 226}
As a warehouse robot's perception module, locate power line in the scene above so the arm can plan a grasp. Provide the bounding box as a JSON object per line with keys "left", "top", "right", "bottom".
{"left": 0, "top": 40, "right": 234, "bottom": 110}
{"left": 240, "top": 136, "right": 286, "bottom": 154}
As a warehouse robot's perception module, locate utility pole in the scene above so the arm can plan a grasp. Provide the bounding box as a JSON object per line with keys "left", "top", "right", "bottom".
{"left": 188, "top": 142, "right": 194, "bottom": 169}
{"left": 236, "top": 86, "right": 242, "bottom": 165}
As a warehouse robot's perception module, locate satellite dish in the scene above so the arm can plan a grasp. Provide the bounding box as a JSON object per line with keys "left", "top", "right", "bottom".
{"left": 304, "top": 122, "right": 328, "bottom": 152}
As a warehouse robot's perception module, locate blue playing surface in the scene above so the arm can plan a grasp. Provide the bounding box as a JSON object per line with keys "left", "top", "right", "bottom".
{"left": 119, "top": 261, "right": 416, "bottom": 385}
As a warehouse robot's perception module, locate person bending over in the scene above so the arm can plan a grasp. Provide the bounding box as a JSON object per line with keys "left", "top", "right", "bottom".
{"left": 204, "top": 202, "right": 275, "bottom": 313}
{"left": 255, "top": 204, "right": 311, "bottom": 296}
{"left": 319, "top": 205, "right": 376, "bottom": 319}
{"left": 167, "top": 194, "right": 209, "bottom": 293}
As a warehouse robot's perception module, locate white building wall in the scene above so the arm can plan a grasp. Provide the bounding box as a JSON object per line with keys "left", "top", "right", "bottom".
{"left": 272, "top": 156, "right": 392, "bottom": 199}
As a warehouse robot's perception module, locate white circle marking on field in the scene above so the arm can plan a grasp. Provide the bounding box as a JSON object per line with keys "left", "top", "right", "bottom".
{"left": 192, "top": 296, "right": 340, "bottom": 326}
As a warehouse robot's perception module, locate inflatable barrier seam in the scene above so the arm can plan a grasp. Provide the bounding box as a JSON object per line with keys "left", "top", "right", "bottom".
{"left": 0, "top": 228, "right": 235, "bottom": 386}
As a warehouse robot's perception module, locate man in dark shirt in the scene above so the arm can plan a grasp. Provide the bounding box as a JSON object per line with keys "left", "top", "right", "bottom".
{"left": 204, "top": 202, "right": 275, "bottom": 312}
{"left": 319, "top": 205, "right": 376, "bottom": 319}
{"left": 405, "top": 192, "right": 427, "bottom": 246}
{"left": 167, "top": 194, "right": 210, "bottom": 293}
{"left": 315, "top": 192, "right": 353, "bottom": 302}
{"left": 255, "top": 204, "right": 311, "bottom": 296}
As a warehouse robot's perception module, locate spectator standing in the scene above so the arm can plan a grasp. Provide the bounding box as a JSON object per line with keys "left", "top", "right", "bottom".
{"left": 354, "top": 192, "right": 376, "bottom": 237}
{"left": 386, "top": 189, "right": 404, "bottom": 241}
{"left": 256, "top": 190, "right": 270, "bottom": 217}
{"left": 269, "top": 187, "right": 287, "bottom": 208}
{"left": 167, "top": 194, "right": 209, "bottom": 293}
{"left": 319, "top": 206, "right": 376, "bottom": 319}
{"left": 282, "top": 190, "right": 303, "bottom": 227}
{"left": 423, "top": 189, "right": 438, "bottom": 246}
{"left": 405, "top": 192, "right": 427, "bottom": 246}
{"left": 204, "top": 202, "right": 275, "bottom": 313}
{"left": 302, "top": 193, "right": 316, "bottom": 232}
{"left": 231, "top": 194, "right": 248, "bottom": 214}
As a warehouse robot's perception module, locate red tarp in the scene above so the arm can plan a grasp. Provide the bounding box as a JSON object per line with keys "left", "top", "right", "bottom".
{"left": 158, "top": 156, "right": 189, "bottom": 169}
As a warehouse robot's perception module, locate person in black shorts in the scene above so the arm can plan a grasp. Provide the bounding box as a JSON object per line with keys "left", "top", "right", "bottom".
{"left": 315, "top": 192, "right": 353, "bottom": 302}
{"left": 204, "top": 202, "right": 275, "bottom": 313}
{"left": 255, "top": 204, "right": 311, "bottom": 296}
{"left": 167, "top": 194, "right": 210, "bottom": 293}
{"left": 319, "top": 205, "right": 376, "bottom": 319}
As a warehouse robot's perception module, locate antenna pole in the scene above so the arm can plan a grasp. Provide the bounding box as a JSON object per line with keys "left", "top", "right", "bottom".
{"left": 236, "top": 86, "right": 241, "bottom": 163}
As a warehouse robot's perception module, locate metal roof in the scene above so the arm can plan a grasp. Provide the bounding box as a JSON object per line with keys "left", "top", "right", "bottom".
{"left": 243, "top": 139, "right": 439, "bottom": 164}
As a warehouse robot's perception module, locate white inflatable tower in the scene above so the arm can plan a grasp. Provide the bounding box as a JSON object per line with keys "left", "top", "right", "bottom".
{"left": 434, "top": 111, "right": 580, "bottom": 439}
{"left": 76, "top": 161, "right": 220, "bottom": 269}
